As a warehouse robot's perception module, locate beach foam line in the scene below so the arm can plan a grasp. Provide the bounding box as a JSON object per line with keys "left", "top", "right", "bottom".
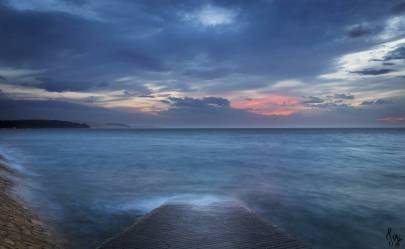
{"left": 0, "top": 146, "right": 28, "bottom": 174}
{"left": 114, "top": 194, "right": 241, "bottom": 213}
{"left": 0, "top": 153, "right": 63, "bottom": 249}
{"left": 0, "top": 152, "right": 16, "bottom": 175}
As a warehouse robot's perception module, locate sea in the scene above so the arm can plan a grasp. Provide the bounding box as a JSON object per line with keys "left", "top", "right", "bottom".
{"left": 0, "top": 129, "right": 404, "bottom": 249}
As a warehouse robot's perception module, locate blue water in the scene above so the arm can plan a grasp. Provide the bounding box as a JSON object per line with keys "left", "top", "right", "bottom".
{"left": 0, "top": 129, "right": 404, "bottom": 249}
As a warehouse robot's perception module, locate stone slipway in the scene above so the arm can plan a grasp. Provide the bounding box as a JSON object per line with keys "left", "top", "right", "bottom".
{"left": 98, "top": 203, "right": 310, "bottom": 249}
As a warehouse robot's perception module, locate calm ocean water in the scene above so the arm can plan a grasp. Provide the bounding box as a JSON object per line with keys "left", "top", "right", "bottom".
{"left": 0, "top": 129, "right": 404, "bottom": 249}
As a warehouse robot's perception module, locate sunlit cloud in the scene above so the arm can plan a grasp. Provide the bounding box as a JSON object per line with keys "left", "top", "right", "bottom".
{"left": 0, "top": 83, "right": 103, "bottom": 100}
{"left": 0, "top": 67, "right": 44, "bottom": 81}
{"left": 318, "top": 37, "right": 405, "bottom": 81}
{"left": 378, "top": 16, "right": 405, "bottom": 41}
{"left": 271, "top": 79, "right": 306, "bottom": 89}
{"left": 183, "top": 4, "right": 238, "bottom": 27}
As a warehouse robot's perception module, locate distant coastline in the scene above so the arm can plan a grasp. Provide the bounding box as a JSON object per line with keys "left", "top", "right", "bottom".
{"left": 0, "top": 120, "right": 90, "bottom": 129}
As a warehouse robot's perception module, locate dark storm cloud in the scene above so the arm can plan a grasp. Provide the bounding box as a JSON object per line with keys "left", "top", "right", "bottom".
{"left": 137, "top": 95, "right": 154, "bottom": 98}
{"left": 96, "top": 82, "right": 109, "bottom": 88}
{"left": 119, "top": 84, "right": 152, "bottom": 97}
{"left": 384, "top": 45, "right": 405, "bottom": 61}
{"left": 61, "top": 0, "right": 87, "bottom": 5}
{"left": 36, "top": 77, "right": 96, "bottom": 92}
{"left": 311, "top": 103, "right": 350, "bottom": 109}
{"left": 303, "top": 95, "right": 355, "bottom": 109}
{"left": 334, "top": 93, "right": 355, "bottom": 100}
{"left": 351, "top": 68, "right": 394, "bottom": 75}
{"left": 167, "top": 97, "right": 230, "bottom": 109}
{"left": 0, "top": 0, "right": 399, "bottom": 94}
{"left": 346, "top": 25, "right": 373, "bottom": 38}
{"left": 391, "top": 1, "right": 405, "bottom": 15}
{"left": 361, "top": 100, "right": 376, "bottom": 105}
{"left": 123, "top": 90, "right": 138, "bottom": 97}
{"left": 0, "top": 0, "right": 166, "bottom": 92}
{"left": 109, "top": 49, "right": 166, "bottom": 72}
{"left": 183, "top": 68, "right": 233, "bottom": 80}
{"left": 302, "top": 96, "right": 325, "bottom": 104}
{"left": 1, "top": 0, "right": 404, "bottom": 126}
{"left": 0, "top": 75, "right": 6, "bottom": 80}
{"left": 361, "top": 99, "right": 389, "bottom": 105}
{"left": 0, "top": 2, "right": 94, "bottom": 65}
{"left": 158, "top": 96, "right": 266, "bottom": 127}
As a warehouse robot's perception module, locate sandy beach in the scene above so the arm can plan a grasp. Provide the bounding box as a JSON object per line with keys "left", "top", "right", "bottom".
{"left": 0, "top": 159, "right": 61, "bottom": 249}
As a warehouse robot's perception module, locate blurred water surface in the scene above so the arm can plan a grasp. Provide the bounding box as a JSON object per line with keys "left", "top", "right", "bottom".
{"left": 0, "top": 129, "right": 404, "bottom": 249}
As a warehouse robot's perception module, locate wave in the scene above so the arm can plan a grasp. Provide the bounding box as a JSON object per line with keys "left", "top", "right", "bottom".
{"left": 111, "top": 194, "right": 240, "bottom": 214}
{"left": 0, "top": 145, "right": 44, "bottom": 214}
{"left": 0, "top": 146, "right": 28, "bottom": 174}
{"left": 0, "top": 151, "right": 15, "bottom": 175}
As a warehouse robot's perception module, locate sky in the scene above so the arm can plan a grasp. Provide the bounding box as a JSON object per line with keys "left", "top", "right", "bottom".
{"left": 0, "top": 0, "right": 405, "bottom": 127}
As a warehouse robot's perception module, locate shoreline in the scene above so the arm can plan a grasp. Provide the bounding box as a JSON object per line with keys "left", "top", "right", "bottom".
{"left": 0, "top": 158, "right": 62, "bottom": 249}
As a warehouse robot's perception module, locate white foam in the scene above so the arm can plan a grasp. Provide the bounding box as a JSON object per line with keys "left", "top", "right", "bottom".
{"left": 0, "top": 145, "right": 41, "bottom": 210}
{"left": 0, "top": 146, "right": 27, "bottom": 173}
{"left": 115, "top": 194, "right": 239, "bottom": 213}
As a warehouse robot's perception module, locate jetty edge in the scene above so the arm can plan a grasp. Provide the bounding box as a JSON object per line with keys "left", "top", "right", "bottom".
{"left": 97, "top": 203, "right": 311, "bottom": 249}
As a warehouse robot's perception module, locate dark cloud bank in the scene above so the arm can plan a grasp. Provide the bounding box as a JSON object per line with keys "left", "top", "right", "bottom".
{"left": 1, "top": 0, "right": 405, "bottom": 127}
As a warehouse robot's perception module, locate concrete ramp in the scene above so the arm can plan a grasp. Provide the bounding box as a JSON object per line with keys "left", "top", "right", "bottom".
{"left": 98, "top": 204, "right": 310, "bottom": 249}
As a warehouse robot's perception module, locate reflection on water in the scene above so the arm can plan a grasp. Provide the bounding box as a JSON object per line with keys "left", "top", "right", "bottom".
{"left": 0, "top": 129, "right": 404, "bottom": 249}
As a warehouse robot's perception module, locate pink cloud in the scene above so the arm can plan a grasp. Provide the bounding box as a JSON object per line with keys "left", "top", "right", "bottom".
{"left": 231, "top": 95, "right": 300, "bottom": 116}
{"left": 378, "top": 116, "right": 405, "bottom": 123}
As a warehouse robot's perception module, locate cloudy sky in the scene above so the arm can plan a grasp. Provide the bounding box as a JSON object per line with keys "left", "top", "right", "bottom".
{"left": 0, "top": 0, "right": 405, "bottom": 127}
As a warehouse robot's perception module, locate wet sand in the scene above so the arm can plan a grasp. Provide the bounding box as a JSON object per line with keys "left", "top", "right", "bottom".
{"left": 0, "top": 161, "right": 61, "bottom": 249}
